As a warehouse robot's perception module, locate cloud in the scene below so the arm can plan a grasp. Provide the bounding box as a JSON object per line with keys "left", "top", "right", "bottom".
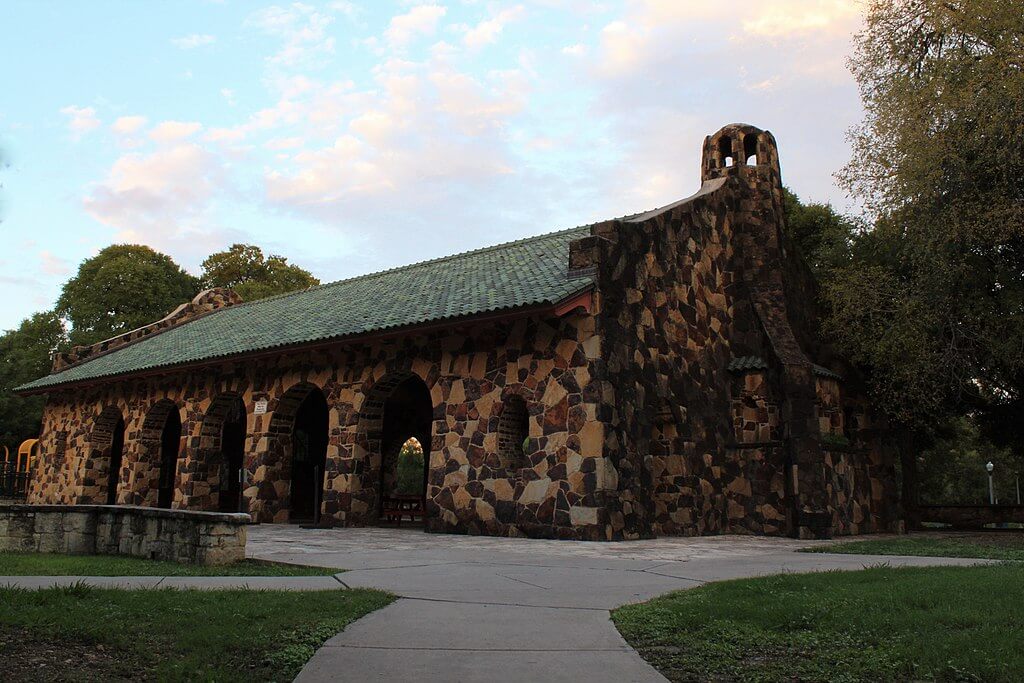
{"left": 172, "top": 33, "right": 216, "bottom": 49}
{"left": 111, "top": 115, "right": 148, "bottom": 135}
{"left": 150, "top": 121, "right": 203, "bottom": 143}
{"left": 462, "top": 5, "right": 524, "bottom": 49}
{"left": 82, "top": 143, "right": 235, "bottom": 262}
{"left": 246, "top": 3, "right": 335, "bottom": 67}
{"left": 39, "top": 251, "right": 71, "bottom": 277}
{"left": 561, "top": 43, "right": 587, "bottom": 57}
{"left": 60, "top": 105, "right": 100, "bottom": 137}
{"left": 384, "top": 4, "right": 447, "bottom": 48}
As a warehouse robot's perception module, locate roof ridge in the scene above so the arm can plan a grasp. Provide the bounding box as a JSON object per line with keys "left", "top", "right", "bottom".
{"left": 228, "top": 223, "right": 593, "bottom": 311}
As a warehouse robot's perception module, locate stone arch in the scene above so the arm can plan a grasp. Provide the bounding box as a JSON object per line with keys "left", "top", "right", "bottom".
{"left": 356, "top": 371, "right": 434, "bottom": 522}
{"left": 257, "top": 382, "right": 329, "bottom": 523}
{"left": 132, "top": 399, "right": 183, "bottom": 508}
{"left": 182, "top": 392, "right": 247, "bottom": 512}
{"left": 81, "top": 405, "right": 126, "bottom": 505}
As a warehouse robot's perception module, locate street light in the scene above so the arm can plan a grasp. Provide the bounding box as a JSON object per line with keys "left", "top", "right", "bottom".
{"left": 986, "top": 461, "right": 995, "bottom": 505}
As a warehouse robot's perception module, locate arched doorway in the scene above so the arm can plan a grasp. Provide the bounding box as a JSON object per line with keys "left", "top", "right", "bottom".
{"left": 366, "top": 374, "right": 433, "bottom": 525}
{"left": 289, "top": 390, "right": 328, "bottom": 522}
{"left": 157, "top": 408, "right": 182, "bottom": 508}
{"left": 195, "top": 393, "right": 247, "bottom": 512}
{"left": 83, "top": 406, "right": 127, "bottom": 505}
{"left": 106, "top": 418, "right": 126, "bottom": 505}
{"left": 220, "top": 398, "right": 246, "bottom": 512}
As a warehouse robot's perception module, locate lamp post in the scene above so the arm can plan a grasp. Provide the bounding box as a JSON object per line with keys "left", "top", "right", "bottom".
{"left": 986, "top": 461, "right": 995, "bottom": 505}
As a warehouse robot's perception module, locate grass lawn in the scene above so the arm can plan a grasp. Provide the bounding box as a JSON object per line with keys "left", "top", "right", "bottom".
{"left": 613, "top": 564, "right": 1023, "bottom": 682}
{"left": 804, "top": 533, "right": 1024, "bottom": 561}
{"left": 0, "top": 552, "right": 342, "bottom": 576}
{"left": 0, "top": 584, "right": 393, "bottom": 682}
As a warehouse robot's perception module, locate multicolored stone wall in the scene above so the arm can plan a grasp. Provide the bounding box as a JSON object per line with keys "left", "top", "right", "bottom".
{"left": 28, "top": 311, "right": 616, "bottom": 539}
{"left": 569, "top": 123, "right": 898, "bottom": 539}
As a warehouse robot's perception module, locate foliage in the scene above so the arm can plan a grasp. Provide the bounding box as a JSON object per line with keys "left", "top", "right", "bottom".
{"left": 916, "top": 416, "right": 1022, "bottom": 504}
{"left": 828, "top": 0, "right": 1024, "bottom": 444}
{"left": 0, "top": 586, "right": 393, "bottom": 682}
{"left": 613, "top": 564, "right": 1024, "bottom": 682}
{"left": 782, "top": 187, "right": 858, "bottom": 280}
{"left": 0, "top": 312, "right": 67, "bottom": 449}
{"left": 804, "top": 534, "right": 1024, "bottom": 561}
{"left": 0, "top": 553, "right": 342, "bottom": 576}
{"left": 200, "top": 243, "right": 319, "bottom": 302}
{"left": 395, "top": 437, "right": 424, "bottom": 495}
{"left": 56, "top": 244, "right": 199, "bottom": 347}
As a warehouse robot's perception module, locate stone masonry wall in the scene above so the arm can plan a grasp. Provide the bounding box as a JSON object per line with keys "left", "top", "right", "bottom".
{"left": 29, "top": 311, "right": 614, "bottom": 540}
{"left": 0, "top": 504, "right": 248, "bottom": 565}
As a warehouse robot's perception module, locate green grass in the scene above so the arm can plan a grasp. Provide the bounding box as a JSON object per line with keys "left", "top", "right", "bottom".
{"left": 804, "top": 534, "right": 1024, "bottom": 561}
{"left": 0, "top": 584, "right": 393, "bottom": 682}
{"left": 0, "top": 552, "right": 342, "bottom": 576}
{"left": 613, "top": 564, "right": 1024, "bottom": 682}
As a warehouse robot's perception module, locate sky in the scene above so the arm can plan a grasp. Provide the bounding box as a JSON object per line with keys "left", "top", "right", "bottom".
{"left": 0, "top": 0, "right": 866, "bottom": 331}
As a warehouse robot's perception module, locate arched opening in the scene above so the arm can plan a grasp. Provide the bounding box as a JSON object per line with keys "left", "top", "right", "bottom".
{"left": 195, "top": 393, "right": 247, "bottom": 512}
{"left": 157, "top": 408, "right": 182, "bottom": 508}
{"left": 85, "top": 406, "right": 126, "bottom": 505}
{"left": 289, "top": 390, "right": 329, "bottom": 522}
{"left": 106, "top": 418, "right": 125, "bottom": 505}
{"left": 359, "top": 373, "right": 433, "bottom": 526}
{"left": 744, "top": 132, "right": 758, "bottom": 165}
{"left": 220, "top": 398, "right": 246, "bottom": 512}
{"left": 498, "top": 395, "right": 530, "bottom": 471}
{"left": 718, "top": 136, "right": 734, "bottom": 167}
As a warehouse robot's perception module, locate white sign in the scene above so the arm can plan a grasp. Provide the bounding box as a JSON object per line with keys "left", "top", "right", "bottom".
{"left": 253, "top": 399, "right": 268, "bottom": 415}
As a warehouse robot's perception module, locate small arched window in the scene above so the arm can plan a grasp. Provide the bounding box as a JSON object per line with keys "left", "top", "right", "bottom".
{"left": 744, "top": 133, "right": 758, "bottom": 165}
{"left": 498, "top": 395, "right": 530, "bottom": 470}
{"left": 718, "top": 136, "right": 734, "bottom": 167}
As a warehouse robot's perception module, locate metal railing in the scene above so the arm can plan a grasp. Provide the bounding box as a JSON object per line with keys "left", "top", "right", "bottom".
{"left": 0, "top": 460, "right": 29, "bottom": 500}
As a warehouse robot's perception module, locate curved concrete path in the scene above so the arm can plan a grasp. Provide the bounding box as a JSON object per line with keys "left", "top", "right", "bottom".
{"left": 243, "top": 527, "right": 985, "bottom": 682}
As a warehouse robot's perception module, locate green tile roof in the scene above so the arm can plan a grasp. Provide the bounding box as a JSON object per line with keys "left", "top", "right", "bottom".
{"left": 19, "top": 226, "right": 595, "bottom": 392}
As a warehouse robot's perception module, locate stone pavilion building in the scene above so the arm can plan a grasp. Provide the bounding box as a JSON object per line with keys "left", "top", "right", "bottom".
{"left": 17, "top": 124, "right": 900, "bottom": 540}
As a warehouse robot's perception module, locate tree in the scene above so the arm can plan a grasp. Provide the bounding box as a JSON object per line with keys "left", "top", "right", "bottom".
{"left": 827, "top": 0, "right": 1024, "bottom": 454}
{"left": 0, "top": 311, "right": 67, "bottom": 448}
{"left": 200, "top": 244, "right": 319, "bottom": 302}
{"left": 782, "top": 187, "right": 858, "bottom": 279}
{"left": 57, "top": 245, "right": 199, "bottom": 347}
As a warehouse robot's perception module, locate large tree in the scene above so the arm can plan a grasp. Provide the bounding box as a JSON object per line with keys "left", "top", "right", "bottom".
{"left": 57, "top": 245, "right": 199, "bottom": 347}
{"left": 828, "top": 0, "right": 1024, "bottom": 453}
{"left": 200, "top": 244, "right": 319, "bottom": 302}
{"left": 0, "top": 311, "right": 67, "bottom": 448}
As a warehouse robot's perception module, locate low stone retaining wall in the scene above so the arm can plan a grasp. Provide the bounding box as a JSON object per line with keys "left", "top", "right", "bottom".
{"left": 918, "top": 504, "right": 1024, "bottom": 529}
{"left": 0, "top": 504, "right": 250, "bottom": 565}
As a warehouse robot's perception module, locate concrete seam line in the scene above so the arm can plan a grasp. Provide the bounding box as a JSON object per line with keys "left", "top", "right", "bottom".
{"left": 327, "top": 651, "right": 634, "bottom": 655}
{"left": 398, "top": 596, "right": 610, "bottom": 611}
{"left": 154, "top": 577, "right": 166, "bottom": 588}
{"left": 333, "top": 574, "right": 351, "bottom": 589}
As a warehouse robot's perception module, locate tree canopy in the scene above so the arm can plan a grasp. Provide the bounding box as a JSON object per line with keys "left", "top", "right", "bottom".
{"left": 825, "top": 0, "right": 1024, "bottom": 454}
{"left": 0, "top": 311, "right": 66, "bottom": 448}
{"left": 57, "top": 245, "right": 200, "bottom": 348}
{"left": 200, "top": 244, "right": 319, "bottom": 302}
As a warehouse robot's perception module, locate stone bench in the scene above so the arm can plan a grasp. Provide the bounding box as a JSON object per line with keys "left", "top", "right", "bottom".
{"left": 0, "top": 504, "right": 250, "bottom": 565}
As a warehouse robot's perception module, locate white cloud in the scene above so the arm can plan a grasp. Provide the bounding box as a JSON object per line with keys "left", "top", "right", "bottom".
{"left": 221, "top": 88, "right": 237, "bottom": 105}
{"left": 172, "top": 33, "right": 216, "bottom": 49}
{"left": 82, "top": 144, "right": 234, "bottom": 261}
{"left": 246, "top": 4, "right": 335, "bottom": 67}
{"left": 561, "top": 43, "right": 587, "bottom": 57}
{"left": 150, "top": 121, "right": 203, "bottom": 143}
{"left": 384, "top": 4, "right": 447, "bottom": 48}
{"left": 60, "top": 105, "right": 101, "bottom": 137}
{"left": 111, "top": 115, "right": 148, "bottom": 135}
{"left": 462, "top": 5, "right": 524, "bottom": 49}
{"left": 39, "top": 251, "right": 71, "bottom": 276}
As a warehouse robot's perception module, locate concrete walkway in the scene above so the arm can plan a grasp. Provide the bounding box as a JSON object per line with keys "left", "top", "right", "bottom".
{"left": 0, "top": 529, "right": 988, "bottom": 682}
{"left": 245, "top": 527, "right": 985, "bottom": 682}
